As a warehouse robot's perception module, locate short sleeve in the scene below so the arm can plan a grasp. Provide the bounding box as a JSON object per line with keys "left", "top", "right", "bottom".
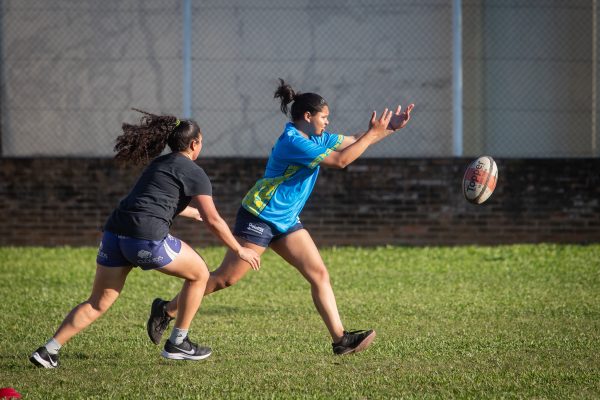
{"left": 181, "top": 165, "right": 212, "bottom": 196}
{"left": 316, "top": 131, "right": 344, "bottom": 151}
{"left": 277, "top": 136, "right": 332, "bottom": 169}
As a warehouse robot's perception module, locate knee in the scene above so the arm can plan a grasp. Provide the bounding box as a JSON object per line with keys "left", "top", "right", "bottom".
{"left": 211, "top": 273, "right": 238, "bottom": 292}
{"left": 222, "top": 277, "right": 238, "bottom": 288}
{"left": 86, "top": 297, "right": 114, "bottom": 315}
{"left": 310, "top": 265, "right": 331, "bottom": 286}
{"left": 189, "top": 266, "right": 209, "bottom": 284}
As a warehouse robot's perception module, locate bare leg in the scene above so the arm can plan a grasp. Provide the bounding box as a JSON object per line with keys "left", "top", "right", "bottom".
{"left": 53, "top": 264, "right": 132, "bottom": 345}
{"left": 157, "top": 241, "right": 209, "bottom": 329}
{"left": 164, "top": 239, "right": 266, "bottom": 317}
{"left": 270, "top": 229, "right": 345, "bottom": 343}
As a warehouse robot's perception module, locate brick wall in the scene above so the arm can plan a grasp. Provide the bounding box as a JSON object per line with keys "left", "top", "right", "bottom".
{"left": 0, "top": 157, "right": 598, "bottom": 247}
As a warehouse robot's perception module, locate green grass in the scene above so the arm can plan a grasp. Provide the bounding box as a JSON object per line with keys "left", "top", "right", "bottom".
{"left": 1, "top": 244, "right": 599, "bottom": 399}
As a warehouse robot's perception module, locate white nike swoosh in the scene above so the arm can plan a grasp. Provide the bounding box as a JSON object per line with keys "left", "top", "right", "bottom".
{"left": 35, "top": 352, "right": 57, "bottom": 367}
{"left": 175, "top": 347, "right": 197, "bottom": 355}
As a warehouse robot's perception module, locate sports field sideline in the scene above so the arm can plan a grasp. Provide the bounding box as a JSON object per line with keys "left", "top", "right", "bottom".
{"left": 1, "top": 244, "right": 598, "bottom": 399}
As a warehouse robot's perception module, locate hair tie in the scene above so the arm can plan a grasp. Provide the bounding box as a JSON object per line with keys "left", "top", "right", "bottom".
{"left": 174, "top": 119, "right": 181, "bottom": 128}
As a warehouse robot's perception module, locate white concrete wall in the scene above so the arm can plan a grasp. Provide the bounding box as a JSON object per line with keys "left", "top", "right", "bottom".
{"left": 1, "top": 0, "right": 596, "bottom": 157}
{"left": 463, "top": 0, "right": 594, "bottom": 157}
{"left": 1, "top": 0, "right": 182, "bottom": 156}
{"left": 1, "top": 0, "right": 451, "bottom": 157}
{"left": 190, "top": 1, "right": 452, "bottom": 157}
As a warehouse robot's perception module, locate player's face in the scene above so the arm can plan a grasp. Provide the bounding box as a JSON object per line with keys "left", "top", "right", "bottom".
{"left": 191, "top": 135, "right": 203, "bottom": 160}
{"left": 308, "top": 106, "right": 329, "bottom": 136}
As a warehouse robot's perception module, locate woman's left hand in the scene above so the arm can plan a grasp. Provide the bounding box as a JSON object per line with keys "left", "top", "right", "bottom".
{"left": 388, "top": 103, "right": 414, "bottom": 131}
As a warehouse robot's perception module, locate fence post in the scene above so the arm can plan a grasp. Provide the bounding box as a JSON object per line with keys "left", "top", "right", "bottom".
{"left": 0, "top": 4, "right": 4, "bottom": 156}
{"left": 183, "top": 0, "right": 192, "bottom": 119}
{"left": 594, "top": 0, "right": 599, "bottom": 156}
{"left": 453, "top": 0, "right": 463, "bottom": 157}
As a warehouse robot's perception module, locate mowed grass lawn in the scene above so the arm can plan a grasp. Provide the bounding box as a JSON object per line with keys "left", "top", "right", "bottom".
{"left": 1, "top": 244, "right": 599, "bottom": 399}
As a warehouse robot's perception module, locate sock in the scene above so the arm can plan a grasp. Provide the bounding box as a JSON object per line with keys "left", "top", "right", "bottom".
{"left": 44, "top": 338, "right": 62, "bottom": 355}
{"left": 169, "top": 328, "right": 188, "bottom": 345}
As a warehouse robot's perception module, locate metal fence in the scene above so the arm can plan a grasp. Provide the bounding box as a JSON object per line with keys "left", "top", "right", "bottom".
{"left": 1, "top": 0, "right": 598, "bottom": 158}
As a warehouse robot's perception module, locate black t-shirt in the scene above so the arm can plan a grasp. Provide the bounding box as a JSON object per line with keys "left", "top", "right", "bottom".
{"left": 104, "top": 152, "right": 212, "bottom": 240}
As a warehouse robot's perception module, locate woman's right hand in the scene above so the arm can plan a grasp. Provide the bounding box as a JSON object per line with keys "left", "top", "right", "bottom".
{"left": 238, "top": 247, "right": 261, "bottom": 271}
{"left": 366, "top": 108, "right": 394, "bottom": 141}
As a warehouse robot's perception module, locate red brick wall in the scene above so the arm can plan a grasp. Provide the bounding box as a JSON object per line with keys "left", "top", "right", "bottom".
{"left": 1, "top": 157, "right": 598, "bottom": 246}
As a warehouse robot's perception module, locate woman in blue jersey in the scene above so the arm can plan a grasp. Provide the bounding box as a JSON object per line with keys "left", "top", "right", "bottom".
{"left": 30, "top": 109, "right": 261, "bottom": 368}
{"left": 148, "top": 80, "right": 414, "bottom": 355}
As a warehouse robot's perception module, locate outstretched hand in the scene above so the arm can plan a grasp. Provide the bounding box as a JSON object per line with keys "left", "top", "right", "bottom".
{"left": 388, "top": 103, "right": 415, "bottom": 131}
{"left": 368, "top": 108, "right": 394, "bottom": 136}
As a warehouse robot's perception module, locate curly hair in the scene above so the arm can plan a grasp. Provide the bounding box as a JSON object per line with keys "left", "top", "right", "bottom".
{"left": 114, "top": 108, "right": 201, "bottom": 165}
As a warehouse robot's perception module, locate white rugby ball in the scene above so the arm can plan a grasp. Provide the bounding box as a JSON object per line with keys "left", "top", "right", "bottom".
{"left": 463, "top": 156, "right": 498, "bottom": 204}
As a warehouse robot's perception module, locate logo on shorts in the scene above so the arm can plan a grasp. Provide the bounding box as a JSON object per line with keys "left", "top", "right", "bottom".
{"left": 137, "top": 249, "right": 164, "bottom": 265}
{"left": 247, "top": 222, "right": 265, "bottom": 235}
{"left": 97, "top": 241, "right": 107, "bottom": 259}
{"left": 137, "top": 250, "right": 152, "bottom": 259}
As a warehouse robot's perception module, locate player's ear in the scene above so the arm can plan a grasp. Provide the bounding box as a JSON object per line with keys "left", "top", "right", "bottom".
{"left": 303, "top": 111, "right": 312, "bottom": 123}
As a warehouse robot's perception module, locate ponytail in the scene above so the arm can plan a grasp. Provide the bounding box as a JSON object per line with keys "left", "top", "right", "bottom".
{"left": 274, "top": 78, "right": 296, "bottom": 116}
{"left": 114, "top": 108, "right": 201, "bottom": 165}
{"left": 274, "top": 78, "right": 327, "bottom": 121}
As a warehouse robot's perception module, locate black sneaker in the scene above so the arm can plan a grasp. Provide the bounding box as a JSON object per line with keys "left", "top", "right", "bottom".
{"left": 161, "top": 336, "right": 212, "bottom": 361}
{"left": 332, "top": 329, "right": 376, "bottom": 355}
{"left": 147, "top": 298, "right": 173, "bottom": 345}
{"left": 30, "top": 347, "right": 59, "bottom": 368}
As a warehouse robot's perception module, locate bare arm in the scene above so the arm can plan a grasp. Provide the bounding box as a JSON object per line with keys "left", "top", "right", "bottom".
{"left": 336, "top": 104, "right": 415, "bottom": 151}
{"left": 178, "top": 206, "right": 203, "bottom": 221}
{"left": 320, "top": 108, "right": 393, "bottom": 169}
{"left": 192, "top": 195, "right": 261, "bottom": 270}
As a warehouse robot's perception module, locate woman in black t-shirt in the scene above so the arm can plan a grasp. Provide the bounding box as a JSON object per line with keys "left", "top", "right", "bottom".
{"left": 29, "top": 109, "right": 261, "bottom": 368}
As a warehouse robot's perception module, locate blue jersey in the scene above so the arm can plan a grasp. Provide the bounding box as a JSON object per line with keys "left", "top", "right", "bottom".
{"left": 242, "top": 122, "right": 343, "bottom": 233}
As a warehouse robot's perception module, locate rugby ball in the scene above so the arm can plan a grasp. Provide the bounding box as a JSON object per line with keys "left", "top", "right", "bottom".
{"left": 463, "top": 156, "right": 498, "bottom": 204}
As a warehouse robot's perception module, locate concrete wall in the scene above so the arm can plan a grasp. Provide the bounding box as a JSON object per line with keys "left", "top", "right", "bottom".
{"left": 463, "top": 0, "right": 596, "bottom": 157}
{"left": 3, "top": 0, "right": 597, "bottom": 158}
{"left": 1, "top": 157, "right": 598, "bottom": 247}
{"left": 1, "top": 0, "right": 182, "bottom": 157}
{"left": 0, "top": 1, "right": 439, "bottom": 157}
{"left": 189, "top": 0, "right": 452, "bottom": 157}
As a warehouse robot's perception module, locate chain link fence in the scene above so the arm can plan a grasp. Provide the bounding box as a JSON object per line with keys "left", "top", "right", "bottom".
{"left": 463, "top": 0, "right": 597, "bottom": 157}
{"left": 1, "top": 0, "right": 598, "bottom": 158}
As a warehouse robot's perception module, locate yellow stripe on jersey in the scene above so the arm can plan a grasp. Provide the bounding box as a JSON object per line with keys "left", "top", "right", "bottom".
{"left": 307, "top": 135, "right": 343, "bottom": 169}
{"left": 242, "top": 165, "right": 302, "bottom": 215}
{"left": 331, "top": 134, "right": 344, "bottom": 150}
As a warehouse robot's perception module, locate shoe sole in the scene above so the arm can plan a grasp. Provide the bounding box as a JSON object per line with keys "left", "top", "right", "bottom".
{"left": 338, "top": 330, "right": 377, "bottom": 355}
{"left": 30, "top": 352, "right": 57, "bottom": 369}
{"left": 161, "top": 350, "right": 212, "bottom": 361}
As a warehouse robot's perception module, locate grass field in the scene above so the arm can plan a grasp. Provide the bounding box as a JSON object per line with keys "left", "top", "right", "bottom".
{"left": 1, "top": 244, "right": 599, "bottom": 399}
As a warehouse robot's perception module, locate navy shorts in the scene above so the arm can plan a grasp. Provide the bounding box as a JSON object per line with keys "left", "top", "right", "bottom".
{"left": 96, "top": 231, "right": 182, "bottom": 270}
{"left": 233, "top": 207, "right": 304, "bottom": 247}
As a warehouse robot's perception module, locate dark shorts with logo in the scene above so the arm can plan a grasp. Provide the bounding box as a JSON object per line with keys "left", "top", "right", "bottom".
{"left": 96, "top": 230, "right": 182, "bottom": 270}
{"left": 233, "top": 207, "right": 304, "bottom": 247}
